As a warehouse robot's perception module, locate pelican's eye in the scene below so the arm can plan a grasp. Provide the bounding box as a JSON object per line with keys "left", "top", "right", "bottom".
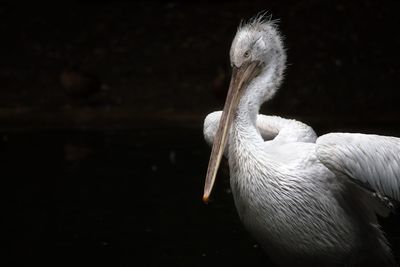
{"left": 243, "top": 51, "right": 250, "bottom": 58}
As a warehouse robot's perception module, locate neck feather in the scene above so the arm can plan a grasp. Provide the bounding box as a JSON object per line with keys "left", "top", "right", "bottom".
{"left": 228, "top": 44, "right": 286, "bottom": 191}
{"left": 235, "top": 55, "right": 284, "bottom": 133}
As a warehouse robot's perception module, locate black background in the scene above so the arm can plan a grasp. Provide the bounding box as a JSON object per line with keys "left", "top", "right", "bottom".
{"left": 5, "top": 1, "right": 400, "bottom": 266}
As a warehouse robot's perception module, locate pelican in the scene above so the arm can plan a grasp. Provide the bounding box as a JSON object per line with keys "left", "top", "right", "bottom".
{"left": 203, "top": 15, "right": 400, "bottom": 266}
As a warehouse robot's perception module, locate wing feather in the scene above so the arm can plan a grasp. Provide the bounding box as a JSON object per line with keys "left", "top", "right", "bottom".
{"left": 316, "top": 133, "right": 400, "bottom": 200}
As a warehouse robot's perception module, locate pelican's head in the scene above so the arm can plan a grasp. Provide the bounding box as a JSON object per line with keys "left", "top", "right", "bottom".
{"left": 203, "top": 15, "right": 286, "bottom": 203}
{"left": 230, "top": 17, "right": 286, "bottom": 103}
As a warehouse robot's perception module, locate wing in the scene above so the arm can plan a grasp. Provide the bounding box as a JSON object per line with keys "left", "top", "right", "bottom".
{"left": 257, "top": 115, "right": 317, "bottom": 143}
{"left": 204, "top": 111, "right": 317, "bottom": 150}
{"left": 204, "top": 111, "right": 227, "bottom": 156}
{"left": 316, "top": 133, "right": 400, "bottom": 201}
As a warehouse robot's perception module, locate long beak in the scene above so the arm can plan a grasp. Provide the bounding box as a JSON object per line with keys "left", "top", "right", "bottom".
{"left": 203, "top": 61, "right": 262, "bottom": 203}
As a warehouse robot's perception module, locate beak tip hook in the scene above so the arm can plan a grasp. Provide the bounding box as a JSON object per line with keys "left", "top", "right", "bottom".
{"left": 202, "top": 194, "right": 210, "bottom": 204}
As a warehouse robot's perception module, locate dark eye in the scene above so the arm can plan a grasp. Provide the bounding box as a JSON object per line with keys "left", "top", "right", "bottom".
{"left": 244, "top": 51, "right": 250, "bottom": 58}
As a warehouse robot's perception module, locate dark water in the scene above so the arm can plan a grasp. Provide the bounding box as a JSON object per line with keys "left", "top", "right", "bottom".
{"left": 8, "top": 128, "right": 263, "bottom": 266}
{"left": 7, "top": 126, "right": 400, "bottom": 266}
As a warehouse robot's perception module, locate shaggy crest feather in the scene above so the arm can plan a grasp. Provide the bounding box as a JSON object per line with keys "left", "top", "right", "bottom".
{"left": 238, "top": 11, "right": 279, "bottom": 32}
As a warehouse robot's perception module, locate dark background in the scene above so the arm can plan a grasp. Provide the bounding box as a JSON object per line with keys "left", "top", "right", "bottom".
{"left": 5, "top": 1, "right": 400, "bottom": 266}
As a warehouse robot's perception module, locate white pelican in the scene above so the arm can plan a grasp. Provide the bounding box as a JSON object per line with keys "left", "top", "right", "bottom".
{"left": 203, "top": 15, "right": 400, "bottom": 266}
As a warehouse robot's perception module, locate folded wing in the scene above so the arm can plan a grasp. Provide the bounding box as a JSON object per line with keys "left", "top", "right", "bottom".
{"left": 316, "top": 133, "right": 400, "bottom": 200}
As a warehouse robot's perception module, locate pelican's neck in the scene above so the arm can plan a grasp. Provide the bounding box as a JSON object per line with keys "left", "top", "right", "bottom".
{"left": 232, "top": 59, "right": 284, "bottom": 145}
{"left": 228, "top": 56, "right": 285, "bottom": 198}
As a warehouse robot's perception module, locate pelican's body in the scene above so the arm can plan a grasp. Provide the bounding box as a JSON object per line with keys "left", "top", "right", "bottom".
{"left": 206, "top": 113, "right": 395, "bottom": 266}
{"left": 203, "top": 15, "right": 399, "bottom": 266}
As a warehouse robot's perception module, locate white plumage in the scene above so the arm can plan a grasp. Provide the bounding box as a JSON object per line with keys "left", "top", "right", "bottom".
{"left": 317, "top": 133, "right": 400, "bottom": 201}
{"left": 203, "top": 15, "right": 399, "bottom": 266}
